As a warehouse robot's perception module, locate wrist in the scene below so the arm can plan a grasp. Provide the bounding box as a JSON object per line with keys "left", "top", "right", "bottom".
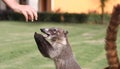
{"left": 10, "top": 3, "right": 20, "bottom": 12}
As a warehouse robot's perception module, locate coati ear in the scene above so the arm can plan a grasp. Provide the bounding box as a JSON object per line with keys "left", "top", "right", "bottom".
{"left": 64, "top": 30, "right": 68, "bottom": 35}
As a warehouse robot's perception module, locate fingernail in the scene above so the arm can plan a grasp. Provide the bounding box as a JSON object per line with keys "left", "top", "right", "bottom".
{"left": 32, "top": 20, "right": 34, "bottom": 22}
{"left": 36, "top": 17, "right": 38, "bottom": 20}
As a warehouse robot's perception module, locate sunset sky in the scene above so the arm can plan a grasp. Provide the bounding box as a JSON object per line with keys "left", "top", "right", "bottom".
{"left": 54, "top": 0, "right": 120, "bottom": 13}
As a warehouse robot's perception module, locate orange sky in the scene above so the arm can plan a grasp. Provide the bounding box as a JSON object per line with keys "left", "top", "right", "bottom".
{"left": 54, "top": 0, "right": 120, "bottom": 14}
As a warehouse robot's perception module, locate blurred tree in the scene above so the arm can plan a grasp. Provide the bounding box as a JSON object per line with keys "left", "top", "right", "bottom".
{"left": 100, "top": 0, "right": 108, "bottom": 24}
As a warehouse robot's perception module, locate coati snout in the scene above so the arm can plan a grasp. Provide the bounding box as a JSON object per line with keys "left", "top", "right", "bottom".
{"left": 34, "top": 27, "right": 69, "bottom": 58}
{"left": 40, "top": 28, "right": 68, "bottom": 42}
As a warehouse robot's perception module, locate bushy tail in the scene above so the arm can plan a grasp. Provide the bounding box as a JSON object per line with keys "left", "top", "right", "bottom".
{"left": 105, "top": 4, "right": 120, "bottom": 69}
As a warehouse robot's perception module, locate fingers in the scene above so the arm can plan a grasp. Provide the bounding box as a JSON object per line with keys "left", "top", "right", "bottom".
{"left": 27, "top": 10, "right": 34, "bottom": 21}
{"left": 22, "top": 11, "right": 28, "bottom": 22}
{"left": 32, "top": 9, "right": 38, "bottom": 21}
{"left": 20, "top": 5, "right": 38, "bottom": 22}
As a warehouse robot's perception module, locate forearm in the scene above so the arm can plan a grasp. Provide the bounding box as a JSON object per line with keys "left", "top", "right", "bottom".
{"left": 2, "top": 0, "right": 19, "bottom": 10}
{"left": 2, "top": 0, "right": 38, "bottom": 21}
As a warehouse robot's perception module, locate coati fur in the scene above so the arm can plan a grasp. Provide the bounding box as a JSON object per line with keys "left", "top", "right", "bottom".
{"left": 34, "top": 28, "right": 81, "bottom": 69}
{"left": 105, "top": 4, "right": 120, "bottom": 69}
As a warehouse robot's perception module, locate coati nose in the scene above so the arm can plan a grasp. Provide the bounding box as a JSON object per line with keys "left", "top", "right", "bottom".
{"left": 40, "top": 28, "right": 43, "bottom": 31}
{"left": 40, "top": 28, "right": 49, "bottom": 32}
{"left": 40, "top": 28, "right": 48, "bottom": 34}
{"left": 40, "top": 28, "right": 45, "bottom": 32}
{"left": 40, "top": 28, "right": 50, "bottom": 36}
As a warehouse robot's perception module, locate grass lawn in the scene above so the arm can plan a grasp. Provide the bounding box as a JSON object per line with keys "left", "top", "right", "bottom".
{"left": 0, "top": 21, "right": 120, "bottom": 69}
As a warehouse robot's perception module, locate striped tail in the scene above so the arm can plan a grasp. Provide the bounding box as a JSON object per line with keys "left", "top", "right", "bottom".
{"left": 105, "top": 4, "right": 120, "bottom": 69}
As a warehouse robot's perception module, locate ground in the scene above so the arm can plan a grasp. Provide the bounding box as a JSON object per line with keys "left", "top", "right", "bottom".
{"left": 0, "top": 21, "right": 120, "bottom": 69}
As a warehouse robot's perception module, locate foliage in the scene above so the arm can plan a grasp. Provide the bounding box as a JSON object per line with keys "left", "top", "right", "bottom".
{"left": 0, "top": 10, "right": 111, "bottom": 24}
{"left": 100, "top": 0, "right": 108, "bottom": 7}
{"left": 88, "top": 13, "right": 110, "bottom": 24}
{"left": 0, "top": 10, "right": 25, "bottom": 21}
{"left": 0, "top": 11, "right": 88, "bottom": 23}
{"left": 99, "top": 0, "right": 108, "bottom": 24}
{"left": 63, "top": 13, "right": 87, "bottom": 23}
{"left": 37, "top": 12, "right": 61, "bottom": 22}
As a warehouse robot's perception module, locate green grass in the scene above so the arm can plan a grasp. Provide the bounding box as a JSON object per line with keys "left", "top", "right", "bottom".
{"left": 0, "top": 21, "right": 119, "bottom": 69}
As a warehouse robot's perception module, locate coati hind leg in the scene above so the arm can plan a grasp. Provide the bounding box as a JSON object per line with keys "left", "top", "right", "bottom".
{"left": 105, "top": 4, "right": 120, "bottom": 69}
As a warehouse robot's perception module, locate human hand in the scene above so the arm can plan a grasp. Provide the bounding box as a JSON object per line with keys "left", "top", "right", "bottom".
{"left": 13, "top": 5, "right": 38, "bottom": 22}
{"left": 3, "top": 0, "right": 38, "bottom": 22}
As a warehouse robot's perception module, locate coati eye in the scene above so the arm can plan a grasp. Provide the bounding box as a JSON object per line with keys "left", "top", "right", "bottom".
{"left": 53, "top": 29, "right": 57, "bottom": 33}
{"left": 53, "top": 29, "right": 56, "bottom": 31}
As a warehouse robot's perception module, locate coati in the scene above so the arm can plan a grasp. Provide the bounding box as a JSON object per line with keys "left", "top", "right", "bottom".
{"left": 34, "top": 28, "right": 81, "bottom": 69}
{"left": 105, "top": 4, "right": 120, "bottom": 69}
